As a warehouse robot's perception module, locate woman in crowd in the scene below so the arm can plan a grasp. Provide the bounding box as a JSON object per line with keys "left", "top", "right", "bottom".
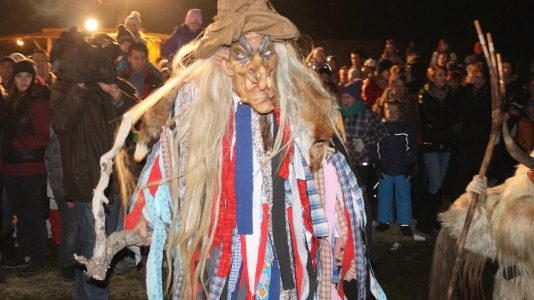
{"left": 417, "top": 66, "right": 458, "bottom": 234}
{"left": 1, "top": 60, "right": 50, "bottom": 276}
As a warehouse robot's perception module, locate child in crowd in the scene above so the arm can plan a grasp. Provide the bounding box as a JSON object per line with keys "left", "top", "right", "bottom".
{"left": 372, "top": 100, "right": 417, "bottom": 236}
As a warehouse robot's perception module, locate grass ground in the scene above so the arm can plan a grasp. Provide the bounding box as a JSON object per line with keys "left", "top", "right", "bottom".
{"left": 0, "top": 224, "right": 435, "bottom": 299}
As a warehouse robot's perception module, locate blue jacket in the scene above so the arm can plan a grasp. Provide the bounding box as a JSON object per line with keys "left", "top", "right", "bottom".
{"left": 371, "top": 121, "right": 417, "bottom": 175}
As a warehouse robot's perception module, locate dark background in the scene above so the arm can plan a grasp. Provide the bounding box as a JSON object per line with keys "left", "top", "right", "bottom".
{"left": 1, "top": 0, "right": 533, "bottom": 64}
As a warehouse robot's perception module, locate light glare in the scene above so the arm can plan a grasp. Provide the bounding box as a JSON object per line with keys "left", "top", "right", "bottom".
{"left": 85, "top": 18, "right": 98, "bottom": 32}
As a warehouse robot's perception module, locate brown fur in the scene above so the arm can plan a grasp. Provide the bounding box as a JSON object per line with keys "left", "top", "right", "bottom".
{"left": 135, "top": 87, "right": 180, "bottom": 160}
{"left": 429, "top": 229, "right": 487, "bottom": 300}
{"left": 437, "top": 165, "right": 534, "bottom": 299}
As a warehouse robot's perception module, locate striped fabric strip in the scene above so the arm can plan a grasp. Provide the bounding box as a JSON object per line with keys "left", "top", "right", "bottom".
{"left": 295, "top": 145, "right": 329, "bottom": 238}
{"left": 331, "top": 152, "right": 367, "bottom": 299}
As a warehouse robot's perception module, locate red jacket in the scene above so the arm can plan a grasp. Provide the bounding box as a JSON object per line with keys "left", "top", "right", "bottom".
{"left": 362, "top": 78, "right": 385, "bottom": 109}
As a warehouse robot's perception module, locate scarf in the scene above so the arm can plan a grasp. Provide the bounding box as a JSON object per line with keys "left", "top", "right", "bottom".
{"left": 340, "top": 101, "right": 365, "bottom": 118}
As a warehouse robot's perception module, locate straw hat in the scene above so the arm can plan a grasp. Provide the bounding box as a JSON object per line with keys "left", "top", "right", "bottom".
{"left": 194, "top": 0, "right": 300, "bottom": 58}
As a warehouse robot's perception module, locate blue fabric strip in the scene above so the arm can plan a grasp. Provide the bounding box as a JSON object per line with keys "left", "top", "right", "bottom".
{"left": 235, "top": 103, "right": 253, "bottom": 234}
{"left": 268, "top": 252, "right": 280, "bottom": 299}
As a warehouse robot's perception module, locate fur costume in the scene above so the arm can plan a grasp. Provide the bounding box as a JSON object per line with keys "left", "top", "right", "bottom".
{"left": 431, "top": 123, "right": 534, "bottom": 300}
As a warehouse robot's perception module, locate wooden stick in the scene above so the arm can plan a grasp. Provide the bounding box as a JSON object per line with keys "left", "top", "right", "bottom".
{"left": 487, "top": 33, "right": 498, "bottom": 78}
{"left": 496, "top": 53, "right": 506, "bottom": 100}
{"left": 447, "top": 22, "right": 504, "bottom": 300}
{"left": 474, "top": 20, "right": 491, "bottom": 68}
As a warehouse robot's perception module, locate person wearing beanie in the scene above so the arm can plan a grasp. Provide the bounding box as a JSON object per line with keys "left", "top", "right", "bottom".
{"left": 0, "top": 59, "right": 50, "bottom": 277}
{"left": 117, "top": 24, "right": 136, "bottom": 72}
{"left": 160, "top": 8, "right": 204, "bottom": 62}
{"left": 340, "top": 81, "right": 386, "bottom": 269}
{"left": 362, "top": 59, "right": 393, "bottom": 108}
{"left": 124, "top": 11, "right": 145, "bottom": 44}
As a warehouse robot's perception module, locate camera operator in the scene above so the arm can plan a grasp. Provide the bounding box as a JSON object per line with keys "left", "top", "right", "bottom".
{"left": 49, "top": 30, "right": 138, "bottom": 299}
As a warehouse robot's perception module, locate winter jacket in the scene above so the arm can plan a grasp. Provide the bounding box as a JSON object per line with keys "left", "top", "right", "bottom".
{"left": 457, "top": 84, "right": 491, "bottom": 146}
{"left": 370, "top": 121, "right": 417, "bottom": 176}
{"left": 50, "top": 80, "right": 137, "bottom": 202}
{"left": 362, "top": 77, "right": 387, "bottom": 109}
{"left": 160, "top": 24, "right": 201, "bottom": 61}
{"left": 418, "top": 83, "right": 459, "bottom": 152}
{"left": 119, "top": 63, "right": 163, "bottom": 99}
{"left": 44, "top": 128, "right": 64, "bottom": 200}
{"left": 2, "top": 84, "right": 50, "bottom": 176}
{"left": 342, "top": 108, "right": 387, "bottom": 165}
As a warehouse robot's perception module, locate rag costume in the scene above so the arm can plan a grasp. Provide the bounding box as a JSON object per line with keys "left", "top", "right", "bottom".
{"left": 80, "top": 1, "right": 386, "bottom": 299}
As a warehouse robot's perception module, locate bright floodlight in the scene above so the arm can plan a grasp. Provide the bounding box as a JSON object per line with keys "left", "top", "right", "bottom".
{"left": 16, "top": 39, "right": 24, "bottom": 46}
{"left": 85, "top": 18, "right": 98, "bottom": 32}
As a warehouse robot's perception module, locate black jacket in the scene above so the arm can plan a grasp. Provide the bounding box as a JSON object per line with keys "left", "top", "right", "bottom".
{"left": 371, "top": 121, "right": 417, "bottom": 176}
{"left": 50, "top": 79, "right": 137, "bottom": 202}
{"left": 418, "top": 83, "right": 459, "bottom": 152}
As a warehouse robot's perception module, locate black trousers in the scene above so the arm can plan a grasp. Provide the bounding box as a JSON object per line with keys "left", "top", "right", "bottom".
{"left": 4, "top": 174, "right": 47, "bottom": 267}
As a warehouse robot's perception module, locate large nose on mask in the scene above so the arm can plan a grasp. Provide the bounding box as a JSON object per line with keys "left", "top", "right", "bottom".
{"left": 250, "top": 52, "right": 267, "bottom": 91}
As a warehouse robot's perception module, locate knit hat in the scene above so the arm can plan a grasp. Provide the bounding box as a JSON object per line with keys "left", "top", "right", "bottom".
{"left": 116, "top": 24, "right": 135, "bottom": 44}
{"left": 12, "top": 59, "right": 36, "bottom": 77}
{"left": 363, "top": 58, "right": 376, "bottom": 68}
{"left": 125, "top": 11, "right": 142, "bottom": 27}
{"left": 341, "top": 81, "right": 362, "bottom": 100}
{"left": 377, "top": 59, "right": 393, "bottom": 74}
{"left": 185, "top": 9, "right": 203, "bottom": 26}
{"left": 194, "top": 0, "right": 300, "bottom": 59}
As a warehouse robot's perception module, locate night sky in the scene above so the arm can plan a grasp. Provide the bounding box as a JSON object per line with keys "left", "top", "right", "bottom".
{"left": 1, "top": 0, "right": 533, "bottom": 61}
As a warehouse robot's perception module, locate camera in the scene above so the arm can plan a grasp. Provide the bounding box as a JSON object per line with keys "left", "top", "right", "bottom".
{"left": 51, "top": 27, "right": 121, "bottom": 84}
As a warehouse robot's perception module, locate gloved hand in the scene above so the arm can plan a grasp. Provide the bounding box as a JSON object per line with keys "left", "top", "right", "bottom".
{"left": 465, "top": 175, "right": 487, "bottom": 196}
{"left": 353, "top": 138, "right": 365, "bottom": 153}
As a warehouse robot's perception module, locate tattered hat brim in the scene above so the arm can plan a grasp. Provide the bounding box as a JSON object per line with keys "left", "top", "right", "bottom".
{"left": 194, "top": 8, "right": 300, "bottom": 59}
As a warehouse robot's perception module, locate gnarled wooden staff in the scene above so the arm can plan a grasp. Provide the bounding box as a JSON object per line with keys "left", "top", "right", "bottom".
{"left": 74, "top": 76, "right": 182, "bottom": 280}
{"left": 446, "top": 20, "right": 506, "bottom": 299}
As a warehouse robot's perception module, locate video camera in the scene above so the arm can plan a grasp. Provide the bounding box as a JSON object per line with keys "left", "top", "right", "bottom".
{"left": 51, "top": 27, "right": 121, "bottom": 84}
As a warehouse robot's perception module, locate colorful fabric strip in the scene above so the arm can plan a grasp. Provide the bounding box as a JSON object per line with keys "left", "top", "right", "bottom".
{"left": 235, "top": 103, "right": 254, "bottom": 234}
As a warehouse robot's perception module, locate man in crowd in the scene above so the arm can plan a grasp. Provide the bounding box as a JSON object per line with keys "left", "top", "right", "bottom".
{"left": 49, "top": 29, "right": 137, "bottom": 298}
{"left": 119, "top": 41, "right": 163, "bottom": 99}
{"left": 30, "top": 49, "right": 56, "bottom": 86}
{"left": 0, "top": 56, "right": 15, "bottom": 90}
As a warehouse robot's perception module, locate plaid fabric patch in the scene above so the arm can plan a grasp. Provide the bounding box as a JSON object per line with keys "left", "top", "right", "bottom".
{"left": 208, "top": 249, "right": 226, "bottom": 300}
{"left": 227, "top": 229, "right": 242, "bottom": 298}
{"left": 296, "top": 146, "right": 329, "bottom": 238}
{"left": 342, "top": 109, "right": 387, "bottom": 165}
{"left": 331, "top": 152, "right": 368, "bottom": 299}
{"left": 335, "top": 198, "right": 357, "bottom": 281}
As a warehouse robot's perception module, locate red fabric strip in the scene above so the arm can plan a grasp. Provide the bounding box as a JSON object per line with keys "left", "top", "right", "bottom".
{"left": 337, "top": 205, "right": 355, "bottom": 299}
{"left": 288, "top": 207, "right": 303, "bottom": 298}
{"left": 240, "top": 235, "right": 253, "bottom": 300}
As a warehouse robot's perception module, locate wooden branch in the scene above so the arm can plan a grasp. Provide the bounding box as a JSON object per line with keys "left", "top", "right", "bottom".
{"left": 74, "top": 114, "right": 138, "bottom": 279}
{"left": 74, "top": 227, "right": 151, "bottom": 281}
